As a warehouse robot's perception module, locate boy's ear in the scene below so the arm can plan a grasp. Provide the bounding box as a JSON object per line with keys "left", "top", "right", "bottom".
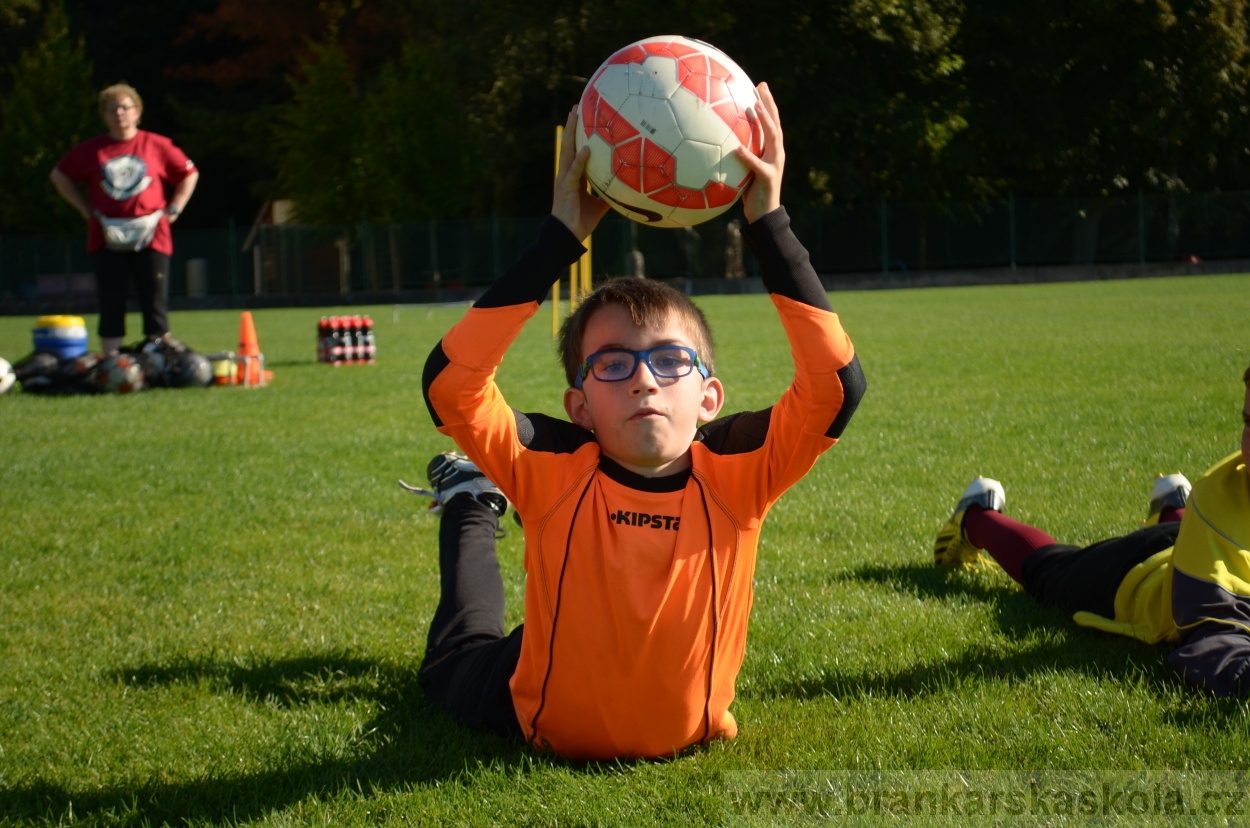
{"left": 699, "top": 376, "right": 725, "bottom": 423}
{"left": 564, "top": 386, "right": 595, "bottom": 430}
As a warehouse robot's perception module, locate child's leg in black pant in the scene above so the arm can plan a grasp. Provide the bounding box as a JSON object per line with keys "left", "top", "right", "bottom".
{"left": 1019, "top": 522, "right": 1181, "bottom": 619}
{"left": 418, "top": 494, "right": 523, "bottom": 738}
{"left": 965, "top": 505, "right": 1180, "bottom": 618}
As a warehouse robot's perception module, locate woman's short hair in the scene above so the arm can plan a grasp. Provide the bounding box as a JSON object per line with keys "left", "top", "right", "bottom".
{"left": 97, "top": 83, "right": 143, "bottom": 118}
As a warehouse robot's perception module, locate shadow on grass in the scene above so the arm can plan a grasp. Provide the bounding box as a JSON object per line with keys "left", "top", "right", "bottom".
{"left": 263, "top": 359, "right": 317, "bottom": 368}
{"left": 1158, "top": 687, "right": 1250, "bottom": 729}
{"left": 839, "top": 561, "right": 1116, "bottom": 636}
{"left": 754, "top": 637, "right": 1176, "bottom": 703}
{"left": 0, "top": 653, "right": 530, "bottom": 825}
{"left": 838, "top": 561, "right": 1020, "bottom": 606}
{"left": 757, "top": 562, "right": 1182, "bottom": 702}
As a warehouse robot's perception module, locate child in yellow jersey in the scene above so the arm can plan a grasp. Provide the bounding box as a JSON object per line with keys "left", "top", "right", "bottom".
{"left": 933, "top": 363, "right": 1250, "bottom": 696}
{"left": 415, "top": 86, "right": 866, "bottom": 759}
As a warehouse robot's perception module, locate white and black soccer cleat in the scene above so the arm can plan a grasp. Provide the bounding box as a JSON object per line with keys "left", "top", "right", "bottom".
{"left": 399, "top": 451, "right": 508, "bottom": 518}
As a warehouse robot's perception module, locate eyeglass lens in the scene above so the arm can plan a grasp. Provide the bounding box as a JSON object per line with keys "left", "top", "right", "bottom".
{"left": 591, "top": 347, "right": 695, "bottom": 381}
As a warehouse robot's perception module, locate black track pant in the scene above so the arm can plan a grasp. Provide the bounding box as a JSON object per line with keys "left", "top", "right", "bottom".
{"left": 92, "top": 248, "right": 170, "bottom": 339}
{"left": 1022, "top": 522, "right": 1182, "bottom": 620}
{"left": 418, "top": 495, "right": 524, "bottom": 738}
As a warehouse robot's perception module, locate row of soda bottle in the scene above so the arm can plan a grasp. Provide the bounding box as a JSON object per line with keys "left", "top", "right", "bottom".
{"left": 318, "top": 315, "right": 376, "bottom": 365}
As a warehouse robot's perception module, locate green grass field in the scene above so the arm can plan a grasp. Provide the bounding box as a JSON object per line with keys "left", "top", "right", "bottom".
{"left": 1, "top": 273, "right": 1247, "bottom": 827}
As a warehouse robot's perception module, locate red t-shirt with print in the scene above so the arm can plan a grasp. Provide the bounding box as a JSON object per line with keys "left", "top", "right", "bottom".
{"left": 56, "top": 130, "right": 196, "bottom": 255}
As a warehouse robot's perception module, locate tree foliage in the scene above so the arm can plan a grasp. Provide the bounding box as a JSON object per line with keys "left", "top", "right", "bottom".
{"left": 270, "top": 37, "right": 364, "bottom": 224}
{"left": 743, "top": 0, "right": 968, "bottom": 205}
{"left": 5, "top": 0, "right": 1250, "bottom": 229}
{"left": 0, "top": 0, "right": 41, "bottom": 68}
{"left": 954, "top": 0, "right": 1250, "bottom": 197}
{"left": 0, "top": 0, "right": 95, "bottom": 233}
{"left": 359, "top": 42, "right": 481, "bottom": 220}
{"left": 270, "top": 34, "right": 479, "bottom": 224}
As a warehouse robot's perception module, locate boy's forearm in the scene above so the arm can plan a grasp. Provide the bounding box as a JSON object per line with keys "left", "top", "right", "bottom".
{"left": 743, "top": 206, "right": 864, "bottom": 438}
{"left": 740, "top": 207, "right": 831, "bottom": 311}
{"left": 474, "top": 215, "right": 587, "bottom": 309}
{"left": 423, "top": 215, "right": 586, "bottom": 428}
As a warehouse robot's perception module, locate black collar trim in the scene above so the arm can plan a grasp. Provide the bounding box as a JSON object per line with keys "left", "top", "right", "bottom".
{"left": 597, "top": 455, "right": 691, "bottom": 492}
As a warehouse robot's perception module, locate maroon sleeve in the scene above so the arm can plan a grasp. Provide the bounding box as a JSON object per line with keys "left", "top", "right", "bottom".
{"left": 157, "top": 135, "right": 195, "bottom": 185}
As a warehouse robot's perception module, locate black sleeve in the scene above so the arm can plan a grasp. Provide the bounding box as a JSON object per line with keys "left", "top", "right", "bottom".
{"left": 473, "top": 215, "right": 587, "bottom": 308}
{"left": 829, "top": 356, "right": 865, "bottom": 439}
{"left": 1168, "top": 627, "right": 1250, "bottom": 697}
{"left": 740, "top": 207, "right": 832, "bottom": 312}
{"left": 1168, "top": 568, "right": 1250, "bottom": 696}
{"left": 741, "top": 206, "right": 864, "bottom": 438}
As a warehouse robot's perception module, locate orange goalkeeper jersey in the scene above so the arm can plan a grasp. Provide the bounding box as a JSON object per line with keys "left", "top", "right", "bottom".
{"left": 423, "top": 210, "right": 863, "bottom": 759}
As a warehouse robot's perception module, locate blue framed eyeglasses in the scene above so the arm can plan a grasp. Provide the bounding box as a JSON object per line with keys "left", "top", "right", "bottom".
{"left": 575, "top": 345, "right": 710, "bottom": 389}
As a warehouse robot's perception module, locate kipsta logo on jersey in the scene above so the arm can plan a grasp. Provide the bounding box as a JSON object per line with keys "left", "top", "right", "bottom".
{"left": 609, "top": 509, "right": 681, "bottom": 530}
{"left": 100, "top": 155, "right": 152, "bottom": 201}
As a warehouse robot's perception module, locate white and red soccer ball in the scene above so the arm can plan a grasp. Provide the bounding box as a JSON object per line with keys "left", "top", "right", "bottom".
{"left": 0, "top": 357, "right": 14, "bottom": 394}
{"left": 576, "top": 36, "right": 763, "bottom": 228}
{"left": 95, "top": 353, "right": 145, "bottom": 394}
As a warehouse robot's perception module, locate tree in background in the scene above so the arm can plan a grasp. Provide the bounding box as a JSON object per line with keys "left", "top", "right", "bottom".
{"left": 271, "top": 36, "right": 481, "bottom": 224}
{"left": 358, "top": 41, "right": 481, "bottom": 221}
{"left": 151, "top": 0, "right": 1250, "bottom": 221}
{"left": 5, "top": 0, "right": 1250, "bottom": 231}
{"left": 0, "top": 0, "right": 95, "bottom": 233}
{"left": 169, "top": 0, "right": 406, "bottom": 221}
{"left": 744, "top": 0, "right": 968, "bottom": 207}
{"left": 270, "top": 36, "right": 366, "bottom": 225}
{"left": 0, "top": 0, "right": 41, "bottom": 68}
{"left": 955, "top": 0, "right": 1250, "bottom": 198}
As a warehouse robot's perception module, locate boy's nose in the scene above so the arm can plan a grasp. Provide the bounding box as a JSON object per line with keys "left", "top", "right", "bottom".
{"left": 628, "top": 361, "right": 659, "bottom": 392}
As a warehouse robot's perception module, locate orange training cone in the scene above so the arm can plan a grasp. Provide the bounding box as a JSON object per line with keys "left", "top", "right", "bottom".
{"left": 238, "top": 311, "right": 260, "bottom": 356}
{"left": 235, "top": 311, "right": 266, "bottom": 386}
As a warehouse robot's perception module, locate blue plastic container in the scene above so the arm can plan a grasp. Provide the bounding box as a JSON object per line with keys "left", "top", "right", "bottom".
{"left": 32, "top": 315, "right": 88, "bottom": 359}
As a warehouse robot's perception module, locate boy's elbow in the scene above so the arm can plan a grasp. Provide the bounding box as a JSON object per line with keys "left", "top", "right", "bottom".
{"left": 842, "top": 356, "right": 866, "bottom": 408}
{"left": 422, "top": 340, "right": 451, "bottom": 427}
{"left": 825, "top": 355, "right": 865, "bottom": 439}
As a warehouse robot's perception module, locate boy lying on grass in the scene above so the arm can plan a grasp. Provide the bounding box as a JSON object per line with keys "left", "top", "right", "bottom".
{"left": 415, "top": 85, "right": 866, "bottom": 759}
{"left": 934, "top": 363, "right": 1250, "bottom": 696}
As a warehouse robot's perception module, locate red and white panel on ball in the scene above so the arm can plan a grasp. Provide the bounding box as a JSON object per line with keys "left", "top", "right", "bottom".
{"left": 576, "top": 36, "right": 762, "bottom": 228}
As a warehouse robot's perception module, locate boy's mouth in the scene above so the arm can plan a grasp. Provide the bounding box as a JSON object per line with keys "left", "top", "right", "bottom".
{"left": 630, "top": 407, "right": 663, "bottom": 420}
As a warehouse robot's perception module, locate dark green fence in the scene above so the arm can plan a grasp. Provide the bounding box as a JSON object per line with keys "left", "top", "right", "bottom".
{"left": 4, "top": 190, "right": 1249, "bottom": 307}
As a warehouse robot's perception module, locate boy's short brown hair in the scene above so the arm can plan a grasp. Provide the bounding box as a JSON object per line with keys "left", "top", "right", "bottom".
{"left": 97, "top": 83, "right": 143, "bottom": 118}
{"left": 1244, "top": 363, "right": 1250, "bottom": 386}
{"left": 558, "top": 277, "right": 715, "bottom": 388}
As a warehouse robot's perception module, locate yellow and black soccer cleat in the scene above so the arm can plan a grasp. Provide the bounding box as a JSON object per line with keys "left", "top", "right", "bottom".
{"left": 934, "top": 476, "right": 1005, "bottom": 570}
